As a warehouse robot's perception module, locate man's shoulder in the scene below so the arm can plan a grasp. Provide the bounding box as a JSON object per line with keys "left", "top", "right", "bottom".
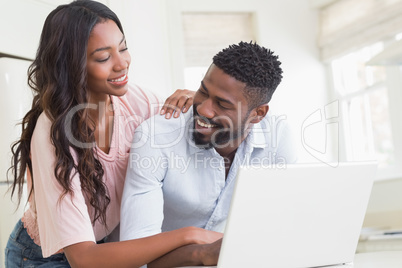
{"left": 132, "top": 110, "right": 193, "bottom": 150}
{"left": 255, "top": 112, "right": 290, "bottom": 134}
{"left": 139, "top": 111, "right": 191, "bottom": 136}
{"left": 247, "top": 112, "right": 293, "bottom": 149}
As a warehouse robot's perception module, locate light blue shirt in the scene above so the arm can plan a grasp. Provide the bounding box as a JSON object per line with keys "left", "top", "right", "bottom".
{"left": 120, "top": 109, "right": 297, "bottom": 241}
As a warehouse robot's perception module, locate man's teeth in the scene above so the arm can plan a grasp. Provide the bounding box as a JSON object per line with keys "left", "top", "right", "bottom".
{"left": 110, "top": 74, "right": 126, "bottom": 82}
{"left": 197, "top": 119, "right": 217, "bottom": 128}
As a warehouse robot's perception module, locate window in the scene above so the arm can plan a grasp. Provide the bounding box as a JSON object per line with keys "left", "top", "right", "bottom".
{"left": 330, "top": 37, "right": 402, "bottom": 179}
{"left": 182, "top": 12, "right": 256, "bottom": 90}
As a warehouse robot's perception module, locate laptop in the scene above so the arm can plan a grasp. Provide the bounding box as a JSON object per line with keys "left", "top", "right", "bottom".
{"left": 185, "top": 161, "right": 376, "bottom": 268}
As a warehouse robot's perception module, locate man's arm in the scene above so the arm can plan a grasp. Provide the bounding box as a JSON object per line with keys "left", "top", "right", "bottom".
{"left": 120, "top": 122, "right": 166, "bottom": 241}
{"left": 148, "top": 238, "right": 223, "bottom": 268}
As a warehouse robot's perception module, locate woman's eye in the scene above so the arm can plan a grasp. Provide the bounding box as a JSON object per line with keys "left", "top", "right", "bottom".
{"left": 120, "top": 47, "right": 128, "bottom": 52}
{"left": 96, "top": 56, "right": 110, "bottom": 63}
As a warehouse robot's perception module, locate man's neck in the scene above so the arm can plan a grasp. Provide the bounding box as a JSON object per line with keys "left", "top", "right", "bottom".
{"left": 214, "top": 135, "right": 246, "bottom": 179}
{"left": 214, "top": 127, "right": 251, "bottom": 158}
{"left": 215, "top": 144, "right": 240, "bottom": 159}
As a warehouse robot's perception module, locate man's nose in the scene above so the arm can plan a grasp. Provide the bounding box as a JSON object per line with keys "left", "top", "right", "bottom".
{"left": 196, "top": 98, "right": 215, "bottom": 119}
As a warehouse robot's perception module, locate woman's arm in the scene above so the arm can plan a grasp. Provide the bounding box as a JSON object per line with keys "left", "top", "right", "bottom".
{"left": 64, "top": 227, "right": 221, "bottom": 268}
{"left": 148, "top": 238, "right": 223, "bottom": 268}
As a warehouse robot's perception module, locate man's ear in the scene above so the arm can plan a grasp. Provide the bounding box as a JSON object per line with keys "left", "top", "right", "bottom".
{"left": 250, "top": 104, "right": 269, "bottom": 123}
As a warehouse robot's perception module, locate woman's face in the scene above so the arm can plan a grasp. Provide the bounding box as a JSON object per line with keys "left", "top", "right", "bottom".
{"left": 86, "top": 19, "right": 131, "bottom": 101}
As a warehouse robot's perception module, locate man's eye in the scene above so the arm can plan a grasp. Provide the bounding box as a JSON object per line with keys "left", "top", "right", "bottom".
{"left": 218, "top": 103, "right": 230, "bottom": 110}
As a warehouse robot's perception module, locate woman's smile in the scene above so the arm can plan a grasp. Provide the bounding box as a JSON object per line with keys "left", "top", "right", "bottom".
{"left": 108, "top": 73, "right": 128, "bottom": 86}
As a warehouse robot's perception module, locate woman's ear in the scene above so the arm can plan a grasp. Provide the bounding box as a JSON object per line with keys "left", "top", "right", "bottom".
{"left": 249, "top": 104, "right": 269, "bottom": 123}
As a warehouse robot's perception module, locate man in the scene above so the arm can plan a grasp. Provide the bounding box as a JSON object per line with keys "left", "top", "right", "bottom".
{"left": 120, "top": 41, "right": 297, "bottom": 266}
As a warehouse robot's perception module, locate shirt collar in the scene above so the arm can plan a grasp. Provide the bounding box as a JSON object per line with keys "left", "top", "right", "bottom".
{"left": 245, "top": 119, "right": 270, "bottom": 149}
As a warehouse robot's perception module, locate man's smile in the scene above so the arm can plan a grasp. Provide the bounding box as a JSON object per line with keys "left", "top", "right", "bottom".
{"left": 196, "top": 118, "right": 218, "bottom": 129}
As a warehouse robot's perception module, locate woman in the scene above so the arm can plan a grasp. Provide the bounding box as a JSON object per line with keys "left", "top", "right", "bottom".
{"left": 5, "top": 1, "right": 221, "bottom": 267}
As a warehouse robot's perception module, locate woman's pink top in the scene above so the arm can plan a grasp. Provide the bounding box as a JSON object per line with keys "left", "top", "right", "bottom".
{"left": 21, "top": 84, "right": 162, "bottom": 257}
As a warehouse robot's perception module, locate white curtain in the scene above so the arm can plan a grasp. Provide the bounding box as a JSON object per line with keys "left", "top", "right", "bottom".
{"left": 317, "top": 0, "right": 402, "bottom": 61}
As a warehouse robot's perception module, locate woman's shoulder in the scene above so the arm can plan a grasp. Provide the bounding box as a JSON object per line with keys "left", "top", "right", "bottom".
{"left": 116, "top": 83, "right": 163, "bottom": 119}
{"left": 33, "top": 112, "right": 52, "bottom": 135}
{"left": 30, "top": 112, "right": 58, "bottom": 159}
{"left": 124, "top": 83, "right": 162, "bottom": 106}
{"left": 29, "top": 112, "right": 54, "bottom": 150}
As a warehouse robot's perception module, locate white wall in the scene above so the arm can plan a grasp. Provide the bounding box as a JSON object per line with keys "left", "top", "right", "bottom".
{"left": 0, "top": 0, "right": 109, "bottom": 59}
{"left": 114, "top": 0, "right": 331, "bottom": 164}
{"left": 0, "top": 1, "right": 70, "bottom": 265}
{"left": 0, "top": 58, "right": 33, "bottom": 266}
{"left": 108, "top": 0, "right": 174, "bottom": 98}
{"left": 0, "top": 0, "right": 52, "bottom": 59}
{"left": 0, "top": 0, "right": 331, "bottom": 163}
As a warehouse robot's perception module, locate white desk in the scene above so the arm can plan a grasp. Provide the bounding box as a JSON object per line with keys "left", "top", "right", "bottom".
{"left": 352, "top": 251, "right": 402, "bottom": 267}
{"left": 180, "top": 251, "right": 402, "bottom": 268}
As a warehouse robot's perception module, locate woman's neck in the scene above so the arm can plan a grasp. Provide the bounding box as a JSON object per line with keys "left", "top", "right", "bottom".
{"left": 88, "top": 94, "right": 114, "bottom": 154}
{"left": 87, "top": 94, "right": 112, "bottom": 123}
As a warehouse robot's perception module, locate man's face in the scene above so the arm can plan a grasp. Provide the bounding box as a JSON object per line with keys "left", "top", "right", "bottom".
{"left": 192, "top": 64, "right": 253, "bottom": 149}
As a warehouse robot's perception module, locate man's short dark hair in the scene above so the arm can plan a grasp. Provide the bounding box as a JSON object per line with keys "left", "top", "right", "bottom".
{"left": 212, "top": 41, "right": 283, "bottom": 109}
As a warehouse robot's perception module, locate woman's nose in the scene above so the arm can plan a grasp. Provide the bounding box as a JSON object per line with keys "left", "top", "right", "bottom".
{"left": 114, "top": 53, "right": 130, "bottom": 72}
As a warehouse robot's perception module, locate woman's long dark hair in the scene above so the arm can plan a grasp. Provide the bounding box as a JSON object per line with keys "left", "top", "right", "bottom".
{"left": 8, "top": 0, "right": 125, "bottom": 225}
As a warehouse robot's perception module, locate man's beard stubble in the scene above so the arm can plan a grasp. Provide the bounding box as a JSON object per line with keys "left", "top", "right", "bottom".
{"left": 191, "top": 106, "right": 250, "bottom": 149}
